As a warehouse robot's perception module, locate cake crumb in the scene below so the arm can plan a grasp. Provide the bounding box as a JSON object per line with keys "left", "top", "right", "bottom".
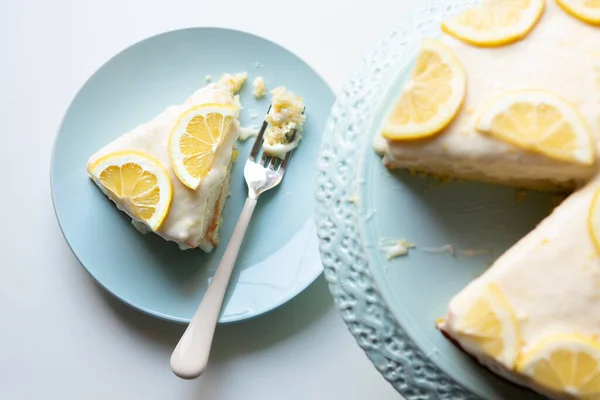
{"left": 263, "top": 86, "right": 306, "bottom": 159}
{"left": 217, "top": 72, "right": 247, "bottom": 94}
{"left": 551, "top": 194, "right": 567, "bottom": 209}
{"left": 459, "top": 248, "right": 492, "bottom": 257}
{"left": 253, "top": 77, "right": 267, "bottom": 98}
{"left": 423, "top": 244, "right": 455, "bottom": 256}
{"left": 204, "top": 75, "right": 212, "bottom": 82}
{"left": 515, "top": 189, "right": 528, "bottom": 204}
{"left": 379, "top": 238, "right": 415, "bottom": 260}
{"left": 348, "top": 193, "right": 360, "bottom": 204}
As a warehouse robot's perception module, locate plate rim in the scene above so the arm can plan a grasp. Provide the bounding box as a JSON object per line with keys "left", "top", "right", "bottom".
{"left": 314, "top": 0, "right": 484, "bottom": 398}
{"left": 50, "top": 26, "right": 332, "bottom": 324}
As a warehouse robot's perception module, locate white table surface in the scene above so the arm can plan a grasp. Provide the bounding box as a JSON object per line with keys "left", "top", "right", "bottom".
{"left": 0, "top": 1, "right": 418, "bottom": 398}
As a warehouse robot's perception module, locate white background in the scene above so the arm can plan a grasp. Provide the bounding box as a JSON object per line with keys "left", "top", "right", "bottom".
{"left": 0, "top": 0, "right": 418, "bottom": 398}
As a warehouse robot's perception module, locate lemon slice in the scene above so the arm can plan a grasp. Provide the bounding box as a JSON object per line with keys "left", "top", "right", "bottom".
{"left": 88, "top": 151, "right": 173, "bottom": 231}
{"left": 441, "top": 0, "right": 545, "bottom": 47}
{"left": 169, "top": 103, "right": 238, "bottom": 190}
{"left": 588, "top": 188, "right": 600, "bottom": 254}
{"left": 452, "top": 284, "right": 520, "bottom": 368}
{"left": 557, "top": 0, "right": 600, "bottom": 25}
{"left": 381, "top": 39, "right": 466, "bottom": 141}
{"left": 518, "top": 334, "right": 600, "bottom": 398}
{"left": 475, "top": 90, "right": 594, "bottom": 165}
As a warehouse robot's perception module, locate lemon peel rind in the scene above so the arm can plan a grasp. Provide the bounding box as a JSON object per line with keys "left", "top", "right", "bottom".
{"left": 589, "top": 188, "right": 600, "bottom": 254}
{"left": 168, "top": 103, "right": 238, "bottom": 190}
{"left": 556, "top": 0, "right": 600, "bottom": 25}
{"left": 88, "top": 150, "right": 173, "bottom": 231}
{"left": 517, "top": 333, "right": 600, "bottom": 397}
{"left": 441, "top": 0, "right": 546, "bottom": 47}
{"left": 475, "top": 89, "right": 595, "bottom": 165}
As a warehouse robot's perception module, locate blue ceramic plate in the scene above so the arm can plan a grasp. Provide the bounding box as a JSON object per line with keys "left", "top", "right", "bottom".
{"left": 51, "top": 27, "right": 334, "bottom": 323}
{"left": 316, "top": 1, "right": 547, "bottom": 399}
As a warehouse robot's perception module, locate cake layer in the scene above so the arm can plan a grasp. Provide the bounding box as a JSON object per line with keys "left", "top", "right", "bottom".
{"left": 374, "top": 0, "right": 600, "bottom": 191}
{"left": 87, "top": 84, "right": 240, "bottom": 249}
{"left": 199, "top": 161, "right": 233, "bottom": 252}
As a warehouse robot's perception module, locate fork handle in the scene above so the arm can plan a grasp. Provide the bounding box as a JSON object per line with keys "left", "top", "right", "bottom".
{"left": 170, "top": 197, "right": 257, "bottom": 379}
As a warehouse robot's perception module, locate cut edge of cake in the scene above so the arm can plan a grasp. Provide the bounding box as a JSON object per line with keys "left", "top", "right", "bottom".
{"left": 87, "top": 75, "right": 247, "bottom": 252}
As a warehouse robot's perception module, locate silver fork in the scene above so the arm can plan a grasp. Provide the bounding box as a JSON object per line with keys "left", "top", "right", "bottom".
{"left": 170, "top": 107, "right": 297, "bottom": 380}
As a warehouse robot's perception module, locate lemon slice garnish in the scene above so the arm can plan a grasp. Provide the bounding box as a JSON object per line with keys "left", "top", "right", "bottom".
{"left": 88, "top": 151, "right": 173, "bottom": 231}
{"left": 441, "top": 0, "right": 545, "bottom": 47}
{"left": 588, "top": 188, "right": 600, "bottom": 254}
{"left": 381, "top": 39, "right": 466, "bottom": 141}
{"left": 518, "top": 334, "right": 600, "bottom": 398}
{"left": 557, "top": 0, "right": 600, "bottom": 25}
{"left": 168, "top": 103, "right": 238, "bottom": 190}
{"left": 475, "top": 89, "right": 594, "bottom": 165}
{"left": 452, "top": 284, "right": 520, "bottom": 368}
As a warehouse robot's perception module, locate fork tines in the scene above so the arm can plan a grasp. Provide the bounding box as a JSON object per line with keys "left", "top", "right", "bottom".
{"left": 248, "top": 105, "right": 271, "bottom": 163}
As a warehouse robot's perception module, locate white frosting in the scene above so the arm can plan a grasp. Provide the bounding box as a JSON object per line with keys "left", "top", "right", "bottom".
{"left": 252, "top": 76, "right": 267, "bottom": 98}
{"left": 87, "top": 84, "right": 240, "bottom": 249}
{"left": 375, "top": 1, "right": 600, "bottom": 190}
{"left": 239, "top": 126, "right": 260, "bottom": 141}
{"left": 263, "top": 139, "right": 301, "bottom": 160}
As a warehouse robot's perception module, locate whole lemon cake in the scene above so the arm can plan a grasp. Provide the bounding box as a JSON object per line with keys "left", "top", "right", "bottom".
{"left": 87, "top": 74, "right": 246, "bottom": 251}
{"left": 374, "top": 0, "right": 600, "bottom": 398}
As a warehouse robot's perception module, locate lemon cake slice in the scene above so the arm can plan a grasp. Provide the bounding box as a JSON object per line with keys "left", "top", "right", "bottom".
{"left": 87, "top": 75, "right": 246, "bottom": 251}
{"left": 374, "top": 0, "right": 600, "bottom": 191}
{"left": 438, "top": 176, "right": 600, "bottom": 399}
